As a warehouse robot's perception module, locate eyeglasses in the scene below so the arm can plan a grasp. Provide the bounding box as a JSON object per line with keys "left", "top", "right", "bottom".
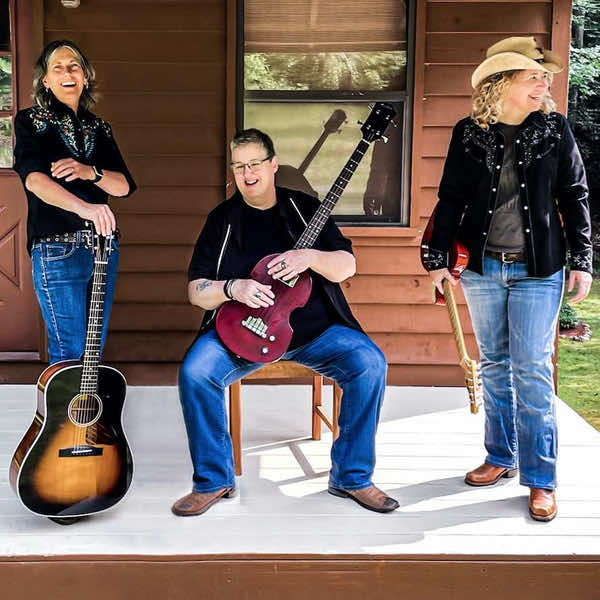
{"left": 230, "top": 156, "right": 271, "bottom": 174}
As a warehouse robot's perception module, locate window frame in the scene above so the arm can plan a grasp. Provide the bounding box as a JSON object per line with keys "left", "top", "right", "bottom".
{"left": 0, "top": 0, "right": 17, "bottom": 173}
{"left": 237, "top": 0, "right": 416, "bottom": 226}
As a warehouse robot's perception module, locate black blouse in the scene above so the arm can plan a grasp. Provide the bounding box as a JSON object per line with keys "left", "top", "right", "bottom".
{"left": 13, "top": 95, "right": 136, "bottom": 252}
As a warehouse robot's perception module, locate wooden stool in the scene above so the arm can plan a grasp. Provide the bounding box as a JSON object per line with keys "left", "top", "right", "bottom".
{"left": 228, "top": 361, "right": 342, "bottom": 476}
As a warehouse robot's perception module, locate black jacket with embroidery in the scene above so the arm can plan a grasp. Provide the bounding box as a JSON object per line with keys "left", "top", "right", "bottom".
{"left": 13, "top": 95, "right": 136, "bottom": 252}
{"left": 423, "top": 111, "right": 592, "bottom": 276}
{"left": 187, "top": 186, "right": 363, "bottom": 335}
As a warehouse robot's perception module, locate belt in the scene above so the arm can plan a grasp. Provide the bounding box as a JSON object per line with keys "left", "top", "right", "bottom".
{"left": 33, "top": 228, "right": 120, "bottom": 246}
{"left": 485, "top": 249, "right": 527, "bottom": 264}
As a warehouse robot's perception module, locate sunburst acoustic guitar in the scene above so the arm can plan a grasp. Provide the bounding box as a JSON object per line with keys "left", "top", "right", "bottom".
{"left": 9, "top": 230, "right": 133, "bottom": 524}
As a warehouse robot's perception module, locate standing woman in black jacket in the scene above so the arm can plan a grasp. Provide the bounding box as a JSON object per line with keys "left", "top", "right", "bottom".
{"left": 13, "top": 40, "right": 136, "bottom": 364}
{"left": 423, "top": 37, "right": 593, "bottom": 521}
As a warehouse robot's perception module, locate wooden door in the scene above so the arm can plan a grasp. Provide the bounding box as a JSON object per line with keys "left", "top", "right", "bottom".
{"left": 0, "top": 0, "right": 39, "bottom": 356}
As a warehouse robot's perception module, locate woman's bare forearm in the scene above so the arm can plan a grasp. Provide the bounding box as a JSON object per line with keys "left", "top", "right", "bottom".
{"left": 188, "top": 278, "right": 229, "bottom": 310}
{"left": 26, "top": 172, "right": 87, "bottom": 214}
{"left": 95, "top": 170, "right": 130, "bottom": 197}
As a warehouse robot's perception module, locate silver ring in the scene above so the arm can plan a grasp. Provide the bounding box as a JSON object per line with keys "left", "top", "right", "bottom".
{"left": 279, "top": 261, "right": 287, "bottom": 270}
{"left": 254, "top": 292, "right": 262, "bottom": 299}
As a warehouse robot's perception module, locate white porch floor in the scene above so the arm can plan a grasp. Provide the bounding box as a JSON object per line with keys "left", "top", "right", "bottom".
{"left": 2, "top": 384, "right": 600, "bottom": 557}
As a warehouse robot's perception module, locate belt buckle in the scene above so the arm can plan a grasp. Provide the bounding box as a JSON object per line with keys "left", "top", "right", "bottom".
{"left": 501, "top": 251, "right": 518, "bottom": 264}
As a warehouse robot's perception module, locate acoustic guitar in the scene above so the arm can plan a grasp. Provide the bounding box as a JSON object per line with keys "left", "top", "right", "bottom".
{"left": 217, "top": 102, "right": 396, "bottom": 363}
{"left": 10, "top": 231, "right": 133, "bottom": 523}
{"left": 420, "top": 210, "right": 483, "bottom": 414}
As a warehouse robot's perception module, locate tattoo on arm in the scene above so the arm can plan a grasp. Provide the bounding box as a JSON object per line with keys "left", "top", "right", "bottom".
{"left": 195, "top": 280, "right": 212, "bottom": 293}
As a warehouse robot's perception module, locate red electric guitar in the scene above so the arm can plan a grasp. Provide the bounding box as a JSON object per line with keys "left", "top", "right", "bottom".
{"left": 420, "top": 209, "right": 483, "bottom": 414}
{"left": 216, "top": 102, "right": 396, "bottom": 363}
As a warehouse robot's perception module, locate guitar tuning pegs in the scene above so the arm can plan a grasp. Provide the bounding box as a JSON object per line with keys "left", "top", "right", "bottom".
{"left": 391, "top": 121, "right": 399, "bottom": 128}
{"left": 380, "top": 136, "right": 388, "bottom": 143}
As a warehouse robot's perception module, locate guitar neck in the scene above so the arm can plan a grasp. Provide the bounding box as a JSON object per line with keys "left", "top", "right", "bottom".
{"left": 442, "top": 280, "right": 470, "bottom": 366}
{"left": 298, "top": 132, "right": 330, "bottom": 175}
{"left": 80, "top": 248, "right": 109, "bottom": 395}
{"left": 294, "top": 139, "right": 370, "bottom": 250}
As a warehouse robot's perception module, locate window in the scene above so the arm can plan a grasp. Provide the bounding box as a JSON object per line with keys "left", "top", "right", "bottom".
{"left": 0, "top": 0, "right": 14, "bottom": 169}
{"left": 241, "top": 0, "right": 413, "bottom": 224}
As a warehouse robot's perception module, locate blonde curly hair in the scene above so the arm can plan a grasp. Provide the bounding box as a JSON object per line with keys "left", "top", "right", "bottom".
{"left": 470, "top": 70, "right": 556, "bottom": 130}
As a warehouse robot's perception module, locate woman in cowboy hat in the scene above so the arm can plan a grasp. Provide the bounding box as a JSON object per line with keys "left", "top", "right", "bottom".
{"left": 422, "top": 37, "right": 593, "bottom": 521}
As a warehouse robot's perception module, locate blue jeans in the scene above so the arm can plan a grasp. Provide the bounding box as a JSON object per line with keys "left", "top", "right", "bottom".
{"left": 31, "top": 232, "right": 119, "bottom": 364}
{"left": 461, "top": 255, "right": 564, "bottom": 489}
{"left": 178, "top": 324, "right": 387, "bottom": 493}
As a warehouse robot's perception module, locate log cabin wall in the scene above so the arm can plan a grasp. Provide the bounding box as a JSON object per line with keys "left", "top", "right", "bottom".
{"left": 0, "top": 0, "right": 572, "bottom": 385}
{"left": 43, "top": 0, "right": 228, "bottom": 384}
{"left": 342, "top": 0, "right": 571, "bottom": 386}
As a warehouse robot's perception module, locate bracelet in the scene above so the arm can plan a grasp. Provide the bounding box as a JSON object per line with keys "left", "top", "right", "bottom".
{"left": 224, "top": 278, "right": 237, "bottom": 300}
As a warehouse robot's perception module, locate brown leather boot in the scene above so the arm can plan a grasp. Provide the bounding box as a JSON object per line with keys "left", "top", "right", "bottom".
{"left": 328, "top": 484, "right": 399, "bottom": 513}
{"left": 171, "top": 487, "right": 236, "bottom": 517}
{"left": 465, "top": 463, "right": 518, "bottom": 487}
{"left": 529, "top": 488, "right": 557, "bottom": 522}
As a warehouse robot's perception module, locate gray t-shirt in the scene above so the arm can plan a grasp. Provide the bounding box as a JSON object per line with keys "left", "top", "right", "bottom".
{"left": 486, "top": 123, "right": 526, "bottom": 253}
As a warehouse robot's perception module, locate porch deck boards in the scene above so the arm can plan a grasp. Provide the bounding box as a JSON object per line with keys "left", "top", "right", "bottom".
{"left": 2, "top": 384, "right": 600, "bottom": 557}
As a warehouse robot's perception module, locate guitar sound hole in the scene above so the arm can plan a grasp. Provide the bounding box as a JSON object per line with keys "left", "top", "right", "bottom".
{"left": 68, "top": 394, "right": 103, "bottom": 427}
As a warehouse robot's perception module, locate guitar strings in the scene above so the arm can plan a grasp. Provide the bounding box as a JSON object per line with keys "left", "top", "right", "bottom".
{"left": 77, "top": 233, "right": 110, "bottom": 450}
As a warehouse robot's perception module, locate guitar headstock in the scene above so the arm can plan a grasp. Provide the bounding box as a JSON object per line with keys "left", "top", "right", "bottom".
{"left": 87, "top": 222, "right": 116, "bottom": 259}
{"left": 464, "top": 358, "right": 483, "bottom": 414}
{"left": 360, "top": 103, "right": 396, "bottom": 143}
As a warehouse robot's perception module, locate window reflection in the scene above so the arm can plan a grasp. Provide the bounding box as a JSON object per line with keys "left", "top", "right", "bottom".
{"left": 244, "top": 102, "right": 402, "bottom": 220}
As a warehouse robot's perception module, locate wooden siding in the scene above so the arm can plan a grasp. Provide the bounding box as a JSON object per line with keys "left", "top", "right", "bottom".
{"left": 368, "top": 0, "right": 570, "bottom": 385}
{"left": 42, "top": 0, "right": 229, "bottom": 382}
{"left": 0, "top": 0, "right": 573, "bottom": 386}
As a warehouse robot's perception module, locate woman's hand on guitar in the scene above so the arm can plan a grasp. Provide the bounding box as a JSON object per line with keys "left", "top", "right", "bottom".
{"left": 231, "top": 279, "right": 275, "bottom": 309}
{"left": 567, "top": 270, "right": 592, "bottom": 304}
{"left": 267, "top": 250, "right": 313, "bottom": 282}
{"left": 76, "top": 202, "right": 116, "bottom": 237}
{"left": 429, "top": 268, "right": 458, "bottom": 295}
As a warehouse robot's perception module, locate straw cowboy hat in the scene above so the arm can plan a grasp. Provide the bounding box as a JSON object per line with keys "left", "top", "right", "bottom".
{"left": 471, "top": 36, "right": 563, "bottom": 88}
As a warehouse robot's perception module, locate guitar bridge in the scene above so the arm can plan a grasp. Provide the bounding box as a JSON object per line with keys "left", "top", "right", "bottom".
{"left": 241, "top": 316, "right": 268, "bottom": 338}
{"left": 59, "top": 446, "right": 103, "bottom": 457}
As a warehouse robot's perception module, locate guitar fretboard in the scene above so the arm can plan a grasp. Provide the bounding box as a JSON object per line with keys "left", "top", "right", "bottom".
{"left": 80, "top": 242, "right": 109, "bottom": 395}
{"left": 294, "top": 139, "right": 370, "bottom": 250}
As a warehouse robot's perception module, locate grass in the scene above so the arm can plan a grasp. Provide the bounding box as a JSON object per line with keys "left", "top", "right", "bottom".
{"left": 558, "top": 277, "right": 600, "bottom": 431}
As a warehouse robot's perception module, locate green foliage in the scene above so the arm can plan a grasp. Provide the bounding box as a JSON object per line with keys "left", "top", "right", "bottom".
{"left": 0, "top": 117, "right": 12, "bottom": 168}
{"left": 0, "top": 56, "right": 11, "bottom": 112}
{"left": 573, "top": 0, "right": 600, "bottom": 40}
{"left": 569, "top": 0, "right": 600, "bottom": 220}
{"left": 559, "top": 302, "right": 579, "bottom": 329}
{"left": 569, "top": 46, "right": 600, "bottom": 98}
{"left": 559, "top": 279, "right": 600, "bottom": 431}
{"left": 245, "top": 52, "right": 405, "bottom": 92}
{"left": 0, "top": 55, "right": 11, "bottom": 75}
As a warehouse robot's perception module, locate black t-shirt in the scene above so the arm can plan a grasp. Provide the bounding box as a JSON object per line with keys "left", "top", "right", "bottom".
{"left": 187, "top": 190, "right": 357, "bottom": 348}
{"left": 487, "top": 123, "right": 526, "bottom": 253}
{"left": 236, "top": 202, "right": 340, "bottom": 349}
{"left": 13, "top": 95, "right": 137, "bottom": 252}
